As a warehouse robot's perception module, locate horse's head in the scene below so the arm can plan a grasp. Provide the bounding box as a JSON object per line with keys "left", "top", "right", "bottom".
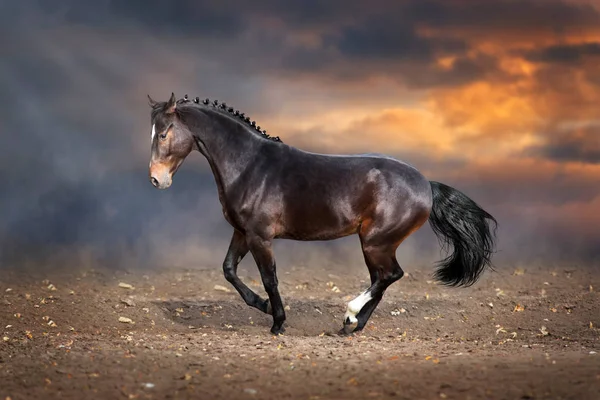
{"left": 147, "top": 93, "right": 195, "bottom": 189}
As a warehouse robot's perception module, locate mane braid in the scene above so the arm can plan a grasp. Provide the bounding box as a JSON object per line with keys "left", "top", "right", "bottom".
{"left": 179, "top": 94, "right": 282, "bottom": 143}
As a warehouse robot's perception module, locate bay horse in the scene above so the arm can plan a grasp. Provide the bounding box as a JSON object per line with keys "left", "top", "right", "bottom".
{"left": 147, "top": 93, "right": 497, "bottom": 335}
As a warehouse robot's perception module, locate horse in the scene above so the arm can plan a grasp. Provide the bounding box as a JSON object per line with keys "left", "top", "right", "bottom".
{"left": 147, "top": 92, "right": 498, "bottom": 335}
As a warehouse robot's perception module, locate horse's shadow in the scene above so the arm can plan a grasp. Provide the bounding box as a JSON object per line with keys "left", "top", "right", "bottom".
{"left": 152, "top": 295, "right": 445, "bottom": 336}
{"left": 152, "top": 298, "right": 348, "bottom": 336}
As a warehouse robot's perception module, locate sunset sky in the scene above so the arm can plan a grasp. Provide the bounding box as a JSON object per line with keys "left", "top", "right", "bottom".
{"left": 1, "top": 0, "right": 599, "bottom": 271}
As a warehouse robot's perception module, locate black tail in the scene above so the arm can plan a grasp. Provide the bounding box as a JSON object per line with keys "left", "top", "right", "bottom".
{"left": 428, "top": 181, "right": 498, "bottom": 287}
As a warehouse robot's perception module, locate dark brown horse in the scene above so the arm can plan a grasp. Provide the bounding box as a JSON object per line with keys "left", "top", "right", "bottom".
{"left": 147, "top": 93, "right": 497, "bottom": 335}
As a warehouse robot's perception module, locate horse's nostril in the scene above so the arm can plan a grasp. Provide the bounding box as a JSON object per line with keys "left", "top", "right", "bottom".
{"left": 150, "top": 177, "right": 159, "bottom": 187}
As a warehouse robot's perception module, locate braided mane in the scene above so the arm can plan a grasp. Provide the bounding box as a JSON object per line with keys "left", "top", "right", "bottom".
{"left": 177, "top": 94, "right": 282, "bottom": 143}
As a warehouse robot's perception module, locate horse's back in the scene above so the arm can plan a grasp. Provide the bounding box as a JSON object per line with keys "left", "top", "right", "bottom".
{"left": 284, "top": 148, "right": 429, "bottom": 194}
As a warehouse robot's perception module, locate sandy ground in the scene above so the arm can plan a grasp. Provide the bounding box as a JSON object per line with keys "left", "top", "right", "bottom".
{"left": 1, "top": 262, "right": 599, "bottom": 400}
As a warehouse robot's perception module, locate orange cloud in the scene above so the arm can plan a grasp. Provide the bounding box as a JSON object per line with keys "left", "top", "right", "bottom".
{"left": 428, "top": 80, "right": 539, "bottom": 135}
{"left": 268, "top": 106, "right": 454, "bottom": 158}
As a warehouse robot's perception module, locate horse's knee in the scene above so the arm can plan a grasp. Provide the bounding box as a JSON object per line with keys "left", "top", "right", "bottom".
{"left": 222, "top": 262, "right": 236, "bottom": 283}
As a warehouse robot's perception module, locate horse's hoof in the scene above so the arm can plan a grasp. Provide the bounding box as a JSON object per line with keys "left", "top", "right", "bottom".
{"left": 338, "top": 327, "right": 352, "bottom": 336}
{"left": 340, "top": 318, "right": 358, "bottom": 335}
{"left": 270, "top": 324, "right": 285, "bottom": 335}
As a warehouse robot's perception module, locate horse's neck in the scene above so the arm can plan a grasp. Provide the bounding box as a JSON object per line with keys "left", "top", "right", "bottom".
{"left": 195, "top": 117, "right": 262, "bottom": 198}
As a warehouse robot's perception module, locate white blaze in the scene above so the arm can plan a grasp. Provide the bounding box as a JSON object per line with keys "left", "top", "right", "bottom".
{"left": 151, "top": 124, "right": 156, "bottom": 142}
{"left": 344, "top": 290, "right": 373, "bottom": 324}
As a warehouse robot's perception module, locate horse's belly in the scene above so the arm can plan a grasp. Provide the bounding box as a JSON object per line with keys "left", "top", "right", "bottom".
{"left": 279, "top": 202, "right": 359, "bottom": 241}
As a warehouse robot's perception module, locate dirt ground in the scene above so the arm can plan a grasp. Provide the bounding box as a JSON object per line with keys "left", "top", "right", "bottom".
{"left": 1, "top": 261, "right": 599, "bottom": 400}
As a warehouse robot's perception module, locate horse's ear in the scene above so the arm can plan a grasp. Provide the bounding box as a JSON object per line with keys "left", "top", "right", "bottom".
{"left": 147, "top": 95, "right": 158, "bottom": 108}
{"left": 166, "top": 92, "right": 177, "bottom": 114}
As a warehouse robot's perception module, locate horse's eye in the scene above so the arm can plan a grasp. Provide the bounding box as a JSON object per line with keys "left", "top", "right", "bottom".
{"left": 159, "top": 133, "right": 167, "bottom": 140}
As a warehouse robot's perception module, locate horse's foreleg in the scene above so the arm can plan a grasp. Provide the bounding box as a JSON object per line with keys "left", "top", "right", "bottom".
{"left": 222, "top": 230, "right": 270, "bottom": 314}
{"left": 247, "top": 235, "right": 286, "bottom": 335}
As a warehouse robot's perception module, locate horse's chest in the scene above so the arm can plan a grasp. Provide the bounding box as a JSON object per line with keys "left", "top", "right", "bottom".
{"left": 215, "top": 189, "right": 239, "bottom": 228}
{"left": 219, "top": 198, "right": 250, "bottom": 231}
{"left": 221, "top": 205, "right": 233, "bottom": 224}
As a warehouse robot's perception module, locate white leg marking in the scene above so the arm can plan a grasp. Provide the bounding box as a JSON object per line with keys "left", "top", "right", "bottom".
{"left": 344, "top": 291, "right": 372, "bottom": 324}
{"left": 151, "top": 124, "right": 156, "bottom": 143}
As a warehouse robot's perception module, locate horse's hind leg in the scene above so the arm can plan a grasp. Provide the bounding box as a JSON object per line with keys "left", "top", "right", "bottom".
{"left": 342, "top": 209, "right": 429, "bottom": 334}
{"left": 342, "top": 243, "right": 403, "bottom": 334}
{"left": 222, "top": 230, "right": 270, "bottom": 314}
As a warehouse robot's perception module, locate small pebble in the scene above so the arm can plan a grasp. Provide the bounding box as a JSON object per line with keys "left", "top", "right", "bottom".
{"left": 214, "top": 285, "right": 231, "bottom": 293}
{"left": 120, "top": 298, "right": 136, "bottom": 307}
{"left": 118, "top": 282, "right": 134, "bottom": 290}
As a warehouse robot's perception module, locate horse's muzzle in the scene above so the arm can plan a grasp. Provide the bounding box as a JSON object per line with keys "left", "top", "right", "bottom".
{"left": 149, "top": 168, "right": 172, "bottom": 190}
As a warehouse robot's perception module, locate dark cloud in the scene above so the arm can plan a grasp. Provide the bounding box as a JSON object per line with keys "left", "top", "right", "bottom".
{"left": 336, "top": 20, "right": 465, "bottom": 61}
{"left": 268, "top": 0, "right": 600, "bottom": 86}
{"left": 404, "top": 0, "right": 600, "bottom": 33}
{"left": 275, "top": 39, "right": 503, "bottom": 89}
{"left": 524, "top": 42, "right": 600, "bottom": 64}
{"left": 6, "top": 0, "right": 595, "bottom": 91}
{"left": 525, "top": 124, "right": 600, "bottom": 164}
{"left": 247, "top": 0, "right": 358, "bottom": 28}
{"left": 246, "top": 0, "right": 600, "bottom": 35}
{"left": 2, "top": 0, "right": 246, "bottom": 37}
{"left": 0, "top": 169, "right": 231, "bottom": 269}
